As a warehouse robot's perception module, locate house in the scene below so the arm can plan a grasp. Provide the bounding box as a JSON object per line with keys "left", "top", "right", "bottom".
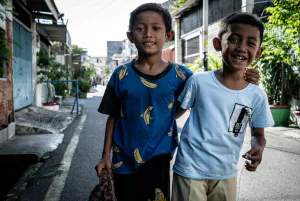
{"left": 161, "top": 0, "right": 176, "bottom": 62}
{"left": 0, "top": 0, "right": 70, "bottom": 143}
{"left": 89, "top": 56, "right": 107, "bottom": 84}
{"left": 107, "top": 41, "right": 123, "bottom": 69}
{"left": 0, "top": 0, "right": 14, "bottom": 142}
{"left": 171, "top": 0, "right": 273, "bottom": 64}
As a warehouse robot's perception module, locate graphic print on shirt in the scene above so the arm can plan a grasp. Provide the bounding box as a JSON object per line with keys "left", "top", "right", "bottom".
{"left": 134, "top": 147, "right": 144, "bottom": 164}
{"left": 229, "top": 103, "right": 252, "bottom": 137}
{"left": 141, "top": 106, "right": 154, "bottom": 125}
{"left": 118, "top": 64, "right": 128, "bottom": 80}
{"left": 112, "top": 161, "right": 123, "bottom": 169}
{"left": 140, "top": 77, "right": 158, "bottom": 88}
{"left": 175, "top": 65, "right": 186, "bottom": 80}
{"left": 167, "top": 99, "right": 174, "bottom": 109}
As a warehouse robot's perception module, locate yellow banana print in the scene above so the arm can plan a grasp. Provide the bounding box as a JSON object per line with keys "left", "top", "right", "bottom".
{"left": 167, "top": 127, "right": 173, "bottom": 136}
{"left": 119, "top": 65, "right": 128, "bottom": 80}
{"left": 134, "top": 147, "right": 144, "bottom": 164}
{"left": 148, "top": 188, "right": 166, "bottom": 201}
{"left": 112, "top": 161, "right": 123, "bottom": 169}
{"left": 175, "top": 65, "right": 186, "bottom": 80}
{"left": 167, "top": 99, "right": 174, "bottom": 109}
{"left": 140, "top": 77, "right": 158, "bottom": 88}
{"left": 140, "top": 106, "right": 154, "bottom": 125}
{"left": 113, "top": 145, "right": 121, "bottom": 152}
{"left": 120, "top": 107, "right": 124, "bottom": 117}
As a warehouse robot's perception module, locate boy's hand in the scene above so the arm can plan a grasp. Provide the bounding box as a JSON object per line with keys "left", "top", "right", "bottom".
{"left": 244, "top": 68, "right": 260, "bottom": 85}
{"left": 242, "top": 146, "right": 264, "bottom": 171}
{"left": 95, "top": 155, "right": 112, "bottom": 176}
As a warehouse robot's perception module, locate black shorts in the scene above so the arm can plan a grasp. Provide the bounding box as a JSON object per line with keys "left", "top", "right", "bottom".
{"left": 113, "top": 154, "right": 170, "bottom": 201}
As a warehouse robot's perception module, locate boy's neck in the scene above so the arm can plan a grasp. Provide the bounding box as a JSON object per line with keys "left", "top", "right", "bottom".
{"left": 134, "top": 55, "right": 169, "bottom": 75}
{"left": 214, "top": 67, "right": 249, "bottom": 90}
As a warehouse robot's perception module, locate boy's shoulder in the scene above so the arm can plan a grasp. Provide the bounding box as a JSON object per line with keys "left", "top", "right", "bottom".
{"left": 247, "top": 83, "right": 268, "bottom": 98}
{"left": 173, "top": 63, "right": 193, "bottom": 79}
{"left": 188, "top": 71, "right": 211, "bottom": 82}
{"left": 112, "top": 61, "right": 132, "bottom": 74}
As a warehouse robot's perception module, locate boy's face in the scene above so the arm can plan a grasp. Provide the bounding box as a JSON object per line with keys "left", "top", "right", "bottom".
{"left": 127, "top": 11, "right": 173, "bottom": 57}
{"left": 213, "top": 23, "right": 262, "bottom": 71}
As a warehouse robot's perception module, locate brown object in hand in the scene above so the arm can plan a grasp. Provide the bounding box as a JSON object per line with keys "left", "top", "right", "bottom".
{"left": 89, "top": 168, "right": 117, "bottom": 201}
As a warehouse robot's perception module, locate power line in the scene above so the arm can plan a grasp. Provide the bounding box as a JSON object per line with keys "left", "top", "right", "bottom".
{"left": 95, "top": 0, "right": 117, "bottom": 11}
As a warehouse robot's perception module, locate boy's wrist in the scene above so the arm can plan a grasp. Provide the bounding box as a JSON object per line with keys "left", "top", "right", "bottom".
{"left": 102, "top": 150, "right": 111, "bottom": 158}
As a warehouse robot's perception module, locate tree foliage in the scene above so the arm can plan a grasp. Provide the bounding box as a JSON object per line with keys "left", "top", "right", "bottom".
{"left": 171, "top": 0, "right": 188, "bottom": 12}
{"left": 188, "top": 54, "right": 222, "bottom": 73}
{"left": 253, "top": 0, "right": 300, "bottom": 105}
{"left": 72, "top": 45, "right": 84, "bottom": 55}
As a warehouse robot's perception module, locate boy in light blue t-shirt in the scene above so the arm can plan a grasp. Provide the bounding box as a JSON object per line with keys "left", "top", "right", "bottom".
{"left": 172, "top": 12, "right": 274, "bottom": 201}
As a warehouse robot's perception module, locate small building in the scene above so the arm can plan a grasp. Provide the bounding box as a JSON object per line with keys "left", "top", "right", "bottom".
{"left": 171, "top": 0, "right": 273, "bottom": 64}
{"left": 89, "top": 56, "right": 107, "bottom": 84}
{"left": 0, "top": 0, "right": 70, "bottom": 142}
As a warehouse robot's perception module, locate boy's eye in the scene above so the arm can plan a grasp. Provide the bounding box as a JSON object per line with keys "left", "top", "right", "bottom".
{"left": 248, "top": 41, "right": 257, "bottom": 46}
{"left": 136, "top": 27, "right": 144, "bottom": 31}
{"left": 153, "top": 27, "right": 161, "bottom": 31}
{"left": 229, "top": 38, "right": 239, "bottom": 43}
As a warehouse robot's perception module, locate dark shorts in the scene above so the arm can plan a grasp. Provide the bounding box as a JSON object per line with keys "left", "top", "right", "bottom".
{"left": 113, "top": 154, "right": 170, "bottom": 201}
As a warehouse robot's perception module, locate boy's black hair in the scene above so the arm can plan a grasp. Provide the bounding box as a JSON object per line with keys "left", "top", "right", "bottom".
{"left": 218, "top": 12, "right": 264, "bottom": 45}
{"left": 129, "top": 3, "right": 172, "bottom": 33}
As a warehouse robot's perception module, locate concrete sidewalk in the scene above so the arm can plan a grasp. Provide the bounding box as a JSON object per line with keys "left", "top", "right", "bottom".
{"left": 0, "top": 95, "right": 84, "bottom": 201}
{"left": 0, "top": 96, "right": 81, "bottom": 160}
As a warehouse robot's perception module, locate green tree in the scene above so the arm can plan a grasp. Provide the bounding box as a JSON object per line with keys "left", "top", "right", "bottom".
{"left": 188, "top": 54, "right": 222, "bottom": 73}
{"left": 72, "top": 45, "right": 84, "bottom": 55}
{"left": 171, "top": 0, "right": 188, "bottom": 12}
{"left": 253, "top": 0, "right": 300, "bottom": 105}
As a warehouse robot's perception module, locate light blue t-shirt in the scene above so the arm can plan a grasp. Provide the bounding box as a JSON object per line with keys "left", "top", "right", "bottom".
{"left": 173, "top": 71, "right": 274, "bottom": 180}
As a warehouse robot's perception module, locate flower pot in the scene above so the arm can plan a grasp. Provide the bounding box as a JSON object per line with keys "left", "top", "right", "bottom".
{"left": 293, "top": 110, "right": 300, "bottom": 116}
{"left": 270, "top": 105, "right": 291, "bottom": 127}
{"left": 42, "top": 102, "right": 60, "bottom": 111}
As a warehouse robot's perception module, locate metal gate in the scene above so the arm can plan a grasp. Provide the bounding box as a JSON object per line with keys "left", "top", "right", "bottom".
{"left": 13, "top": 21, "right": 32, "bottom": 110}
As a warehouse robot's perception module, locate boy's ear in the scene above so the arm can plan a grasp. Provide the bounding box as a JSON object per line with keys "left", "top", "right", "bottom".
{"left": 127, "top": 32, "right": 134, "bottom": 43}
{"left": 255, "top": 47, "right": 263, "bottom": 59}
{"left": 213, "top": 38, "right": 221, "bottom": 51}
{"left": 165, "top": 30, "right": 174, "bottom": 42}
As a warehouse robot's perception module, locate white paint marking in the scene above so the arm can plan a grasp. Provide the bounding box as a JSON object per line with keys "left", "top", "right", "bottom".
{"left": 43, "top": 114, "right": 87, "bottom": 201}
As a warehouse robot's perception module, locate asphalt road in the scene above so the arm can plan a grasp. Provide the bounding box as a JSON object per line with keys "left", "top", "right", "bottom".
{"left": 17, "top": 85, "right": 300, "bottom": 201}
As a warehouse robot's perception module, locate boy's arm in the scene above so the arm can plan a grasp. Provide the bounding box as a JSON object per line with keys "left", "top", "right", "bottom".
{"left": 175, "top": 101, "right": 187, "bottom": 119}
{"left": 95, "top": 115, "right": 117, "bottom": 175}
{"left": 244, "top": 68, "right": 260, "bottom": 85}
{"left": 242, "top": 127, "right": 266, "bottom": 171}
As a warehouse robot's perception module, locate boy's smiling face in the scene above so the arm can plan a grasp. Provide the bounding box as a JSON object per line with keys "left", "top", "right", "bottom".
{"left": 127, "top": 10, "right": 173, "bottom": 57}
{"left": 214, "top": 23, "right": 262, "bottom": 71}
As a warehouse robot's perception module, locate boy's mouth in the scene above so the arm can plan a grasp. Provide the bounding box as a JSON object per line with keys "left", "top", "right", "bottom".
{"left": 233, "top": 56, "right": 246, "bottom": 61}
{"left": 143, "top": 42, "right": 155, "bottom": 46}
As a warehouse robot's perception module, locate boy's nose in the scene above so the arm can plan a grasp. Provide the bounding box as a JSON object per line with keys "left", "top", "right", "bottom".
{"left": 144, "top": 28, "right": 153, "bottom": 38}
{"left": 236, "top": 43, "right": 247, "bottom": 52}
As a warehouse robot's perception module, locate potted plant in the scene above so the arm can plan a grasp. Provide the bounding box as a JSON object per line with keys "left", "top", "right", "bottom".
{"left": 37, "top": 48, "right": 68, "bottom": 110}
{"left": 253, "top": 1, "right": 300, "bottom": 126}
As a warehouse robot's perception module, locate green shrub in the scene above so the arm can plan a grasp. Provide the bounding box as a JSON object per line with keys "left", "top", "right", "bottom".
{"left": 53, "top": 82, "right": 68, "bottom": 99}
{"left": 78, "top": 79, "right": 91, "bottom": 93}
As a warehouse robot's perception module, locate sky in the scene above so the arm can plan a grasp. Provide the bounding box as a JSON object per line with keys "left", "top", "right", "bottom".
{"left": 55, "top": 0, "right": 167, "bottom": 57}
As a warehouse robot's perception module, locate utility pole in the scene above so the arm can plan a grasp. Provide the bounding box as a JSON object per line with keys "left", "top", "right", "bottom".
{"left": 202, "top": 0, "right": 208, "bottom": 71}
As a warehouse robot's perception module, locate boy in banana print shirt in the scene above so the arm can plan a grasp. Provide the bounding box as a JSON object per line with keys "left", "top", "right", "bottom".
{"left": 95, "top": 3, "right": 260, "bottom": 201}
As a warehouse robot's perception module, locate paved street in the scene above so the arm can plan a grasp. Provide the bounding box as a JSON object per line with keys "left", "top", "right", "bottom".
{"left": 10, "top": 85, "right": 300, "bottom": 201}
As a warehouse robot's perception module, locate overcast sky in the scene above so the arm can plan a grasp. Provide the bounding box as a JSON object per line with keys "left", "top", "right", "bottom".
{"left": 55, "top": 0, "right": 167, "bottom": 57}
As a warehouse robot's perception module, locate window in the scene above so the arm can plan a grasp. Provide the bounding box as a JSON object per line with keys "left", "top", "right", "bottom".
{"left": 183, "top": 35, "right": 200, "bottom": 64}
{"left": 187, "top": 36, "right": 199, "bottom": 55}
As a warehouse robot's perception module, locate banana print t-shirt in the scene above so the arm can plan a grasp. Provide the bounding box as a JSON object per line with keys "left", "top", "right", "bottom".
{"left": 98, "top": 60, "right": 193, "bottom": 174}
